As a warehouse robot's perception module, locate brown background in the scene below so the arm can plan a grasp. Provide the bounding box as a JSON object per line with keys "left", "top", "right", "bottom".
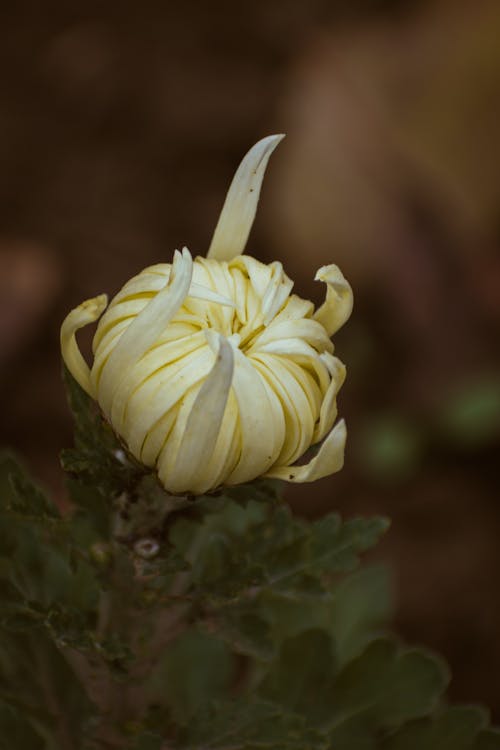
{"left": 1, "top": 0, "right": 499, "bottom": 719}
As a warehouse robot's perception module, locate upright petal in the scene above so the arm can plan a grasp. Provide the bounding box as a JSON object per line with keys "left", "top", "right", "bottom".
{"left": 207, "top": 134, "right": 285, "bottom": 261}
{"left": 97, "top": 248, "right": 193, "bottom": 417}
{"left": 60, "top": 294, "right": 108, "bottom": 395}
{"left": 161, "top": 332, "right": 235, "bottom": 494}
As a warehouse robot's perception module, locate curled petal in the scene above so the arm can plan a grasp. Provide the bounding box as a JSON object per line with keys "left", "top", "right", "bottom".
{"left": 207, "top": 134, "right": 285, "bottom": 261}
{"left": 264, "top": 419, "right": 347, "bottom": 483}
{"left": 98, "top": 247, "right": 193, "bottom": 417}
{"left": 60, "top": 294, "right": 108, "bottom": 395}
{"left": 160, "top": 332, "right": 235, "bottom": 494}
{"left": 314, "top": 265, "right": 353, "bottom": 336}
{"left": 312, "top": 357, "right": 346, "bottom": 443}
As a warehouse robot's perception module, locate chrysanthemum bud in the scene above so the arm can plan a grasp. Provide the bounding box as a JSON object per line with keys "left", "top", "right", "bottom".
{"left": 61, "top": 136, "right": 353, "bottom": 495}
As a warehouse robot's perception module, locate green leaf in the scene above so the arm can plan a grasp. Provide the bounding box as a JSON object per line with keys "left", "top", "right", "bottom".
{"left": 0, "top": 629, "right": 92, "bottom": 749}
{"left": 306, "top": 515, "right": 390, "bottom": 577}
{"left": 210, "top": 608, "right": 274, "bottom": 660}
{"left": 0, "top": 602, "right": 45, "bottom": 632}
{"left": 174, "top": 698, "right": 327, "bottom": 749}
{"left": 260, "top": 630, "right": 337, "bottom": 725}
{"left": 62, "top": 366, "right": 143, "bottom": 498}
{"left": 382, "top": 706, "right": 491, "bottom": 750}
{"left": 152, "top": 630, "right": 232, "bottom": 724}
{"left": 0, "top": 453, "right": 60, "bottom": 524}
{"left": 0, "top": 700, "right": 45, "bottom": 750}
{"left": 326, "top": 564, "right": 393, "bottom": 667}
{"left": 324, "top": 720, "right": 377, "bottom": 750}
{"left": 328, "top": 639, "right": 450, "bottom": 734}
{"left": 133, "top": 731, "right": 164, "bottom": 750}
{"left": 476, "top": 730, "right": 500, "bottom": 749}
{"left": 180, "top": 500, "right": 389, "bottom": 606}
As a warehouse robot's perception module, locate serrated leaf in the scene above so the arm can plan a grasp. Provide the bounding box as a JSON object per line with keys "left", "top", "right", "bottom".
{"left": 0, "top": 602, "right": 45, "bottom": 632}
{"left": 133, "top": 731, "right": 164, "bottom": 750}
{"left": 324, "top": 719, "right": 377, "bottom": 750}
{"left": 0, "top": 629, "right": 92, "bottom": 749}
{"left": 0, "top": 700, "right": 45, "bottom": 750}
{"left": 45, "top": 602, "right": 94, "bottom": 650}
{"left": 328, "top": 639, "right": 450, "bottom": 734}
{"left": 151, "top": 630, "right": 232, "bottom": 724}
{"left": 326, "top": 564, "right": 393, "bottom": 667}
{"left": 217, "top": 478, "right": 283, "bottom": 508}
{"left": 0, "top": 454, "right": 60, "bottom": 524}
{"left": 307, "top": 515, "right": 390, "bottom": 576}
{"left": 62, "top": 366, "right": 143, "bottom": 498}
{"left": 259, "top": 629, "right": 337, "bottom": 725}
{"left": 381, "top": 706, "right": 490, "bottom": 750}
{"left": 476, "top": 729, "right": 500, "bottom": 749}
{"left": 181, "top": 500, "right": 389, "bottom": 608}
{"left": 210, "top": 609, "right": 274, "bottom": 660}
{"left": 175, "top": 698, "right": 327, "bottom": 749}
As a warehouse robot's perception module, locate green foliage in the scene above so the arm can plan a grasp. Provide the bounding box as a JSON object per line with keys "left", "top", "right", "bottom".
{"left": 0, "top": 369, "right": 498, "bottom": 748}
{"left": 60, "top": 365, "right": 144, "bottom": 499}
{"left": 0, "top": 453, "right": 94, "bottom": 748}
{"left": 0, "top": 699, "right": 46, "bottom": 750}
{"left": 382, "top": 706, "right": 500, "bottom": 750}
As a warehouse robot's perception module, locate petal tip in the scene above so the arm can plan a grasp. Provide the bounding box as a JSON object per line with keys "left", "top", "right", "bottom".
{"left": 207, "top": 134, "right": 286, "bottom": 262}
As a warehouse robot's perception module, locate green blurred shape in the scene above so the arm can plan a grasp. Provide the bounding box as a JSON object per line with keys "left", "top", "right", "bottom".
{"left": 439, "top": 378, "right": 500, "bottom": 446}
{"left": 359, "top": 416, "right": 422, "bottom": 482}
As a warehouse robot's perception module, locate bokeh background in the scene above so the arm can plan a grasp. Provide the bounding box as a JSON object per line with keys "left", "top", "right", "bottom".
{"left": 1, "top": 0, "right": 499, "bottom": 719}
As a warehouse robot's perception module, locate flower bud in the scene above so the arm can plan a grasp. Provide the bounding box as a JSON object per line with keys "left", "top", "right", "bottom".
{"left": 61, "top": 136, "right": 353, "bottom": 495}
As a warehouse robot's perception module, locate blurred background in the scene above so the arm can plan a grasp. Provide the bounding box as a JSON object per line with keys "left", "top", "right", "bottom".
{"left": 1, "top": 0, "right": 499, "bottom": 719}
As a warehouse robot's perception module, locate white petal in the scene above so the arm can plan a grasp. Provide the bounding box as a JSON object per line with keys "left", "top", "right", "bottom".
{"left": 189, "top": 282, "right": 235, "bottom": 308}
{"left": 264, "top": 419, "right": 347, "bottom": 483}
{"left": 97, "top": 248, "right": 193, "bottom": 416}
{"left": 207, "top": 134, "right": 285, "bottom": 261}
{"left": 60, "top": 294, "right": 108, "bottom": 395}
{"left": 312, "top": 358, "right": 346, "bottom": 443}
{"left": 250, "top": 353, "right": 313, "bottom": 467}
{"left": 123, "top": 338, "right": 212, "bottom": 456}
{"left": 260, "top": 261, "right": 294, "bottom": 324}
{"left": 250, "top": 318, "right": 333, "bottom": 354}
{"left": 161, "top": 333, "right": 234, "bottom": 494}
{"left": 313, "top": 265, "right": 353, "bottom": 336}
{"left": 226, "top": 348, "right": 284, "bottom": 485}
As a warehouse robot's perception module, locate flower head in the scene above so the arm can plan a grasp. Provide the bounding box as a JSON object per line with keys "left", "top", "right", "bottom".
{"left": 61, "top": 135, "right": 353, "bottom": 495}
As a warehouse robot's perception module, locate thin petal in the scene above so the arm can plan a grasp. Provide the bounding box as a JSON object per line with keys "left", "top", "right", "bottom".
{"left": 313, "top": 265, "right": 353, "bottom": 336}
{"left": 207, "top": 134, "right": 285, "bottom": 261}
{"left": 249, "top": 318, "right": 333, "bottom": 354}
{"left": 123, "top": 337, "right": 211, "bottom": 456}
{"left": 60, "top": 294, "right": 108, "bottom": 396}
{"left": 312, "top": 358, "right": 346, "bottom": 443}
{"left": 97, "top": 247, "right": 193, "bottom": 416}
{"left": 161, "top": 332, "right": 235, "bottom": 494}
{"left": 260, "top": 262, "right": 294, "bottom": 324}
{"left": 265, "top": 419, "right": 347, "bottom": 483}
{"left": 190, "top": 282, "right": 235, "bottom": 308}
{"left": 226, "top": 348, "right": 284, "bottom": 485}
{"left": 250, "top": 353, "right": 313, "bottom": 466}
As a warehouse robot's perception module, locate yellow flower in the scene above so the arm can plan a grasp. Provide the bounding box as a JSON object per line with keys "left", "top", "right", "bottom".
{"left": 61, "top": 136, "right": 353, "bottom": 495}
